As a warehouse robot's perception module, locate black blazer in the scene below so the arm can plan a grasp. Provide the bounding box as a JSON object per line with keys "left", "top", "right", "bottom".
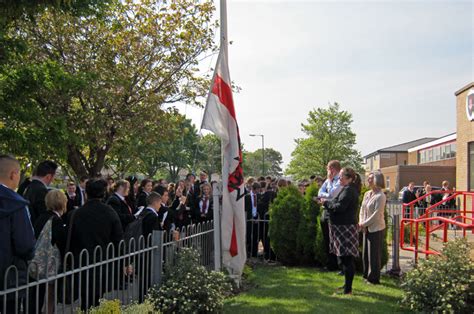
{"left": 402, "top": 189, "right": 417, "bottom": 204}
{"left": 158, "top": 205, "right": 173, "bottom": 231}
{"left": 23, "top": 179, "right": 48, "bottom": 224}
{"left": 245, "top": 192, "right": 262, "bottom": 220}
{"left": 76, "top": 186, "right": 86, "bottom": 207}
{"left": 33, "top": 211, "right": 68, "bottom": 258}
{"left": 136, "top": 191, "right": 148, "bottom": 210}
{"left": 324, "top": 185, "right": 359, "bottom": 225}
{"left": 106, "top": 194, "right": 135, "bottom": 230}
{"left": 65, "top": 191, "right": 80, "bottom": 213}
{"left": 170, "top": 198, "right": 191, "bottom": 229}
{"left": 141, "top": 209, "right": 160, "bottom": 239}
{"left": 69, "top": 199, "right": 123, "bottom": 260}
{"left": 194, "top": 196, "right": 213, "bottom": 223}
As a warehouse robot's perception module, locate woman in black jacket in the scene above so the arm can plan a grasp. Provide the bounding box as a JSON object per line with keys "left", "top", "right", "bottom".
{"left": 320, "top": 167, "right": 361, "bottom": 295}
{"left": 136, "top": 179, "right": 153, "bottom": 210}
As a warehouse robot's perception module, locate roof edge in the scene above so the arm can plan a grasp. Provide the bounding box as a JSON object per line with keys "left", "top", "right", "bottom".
{"left": 455, "top": 82, "right": 474, "bottom": 96}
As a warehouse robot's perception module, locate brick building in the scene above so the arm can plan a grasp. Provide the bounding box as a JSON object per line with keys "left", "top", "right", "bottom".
{"left": 364, "top": 82, "right": 474, "bottom": 197}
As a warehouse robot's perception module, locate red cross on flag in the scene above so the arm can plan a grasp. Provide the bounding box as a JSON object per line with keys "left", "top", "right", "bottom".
{"left": 201, "top": 47, "right": 246, "bottom": 276}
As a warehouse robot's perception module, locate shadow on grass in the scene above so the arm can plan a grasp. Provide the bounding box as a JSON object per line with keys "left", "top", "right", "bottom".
{"left": 224, "top": 265, "right": 409, "bottom": 314}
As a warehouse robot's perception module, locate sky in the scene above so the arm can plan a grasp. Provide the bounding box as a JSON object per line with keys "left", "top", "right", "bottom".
{"left": 173, "top": 0, "right": 474, "bottom": 170}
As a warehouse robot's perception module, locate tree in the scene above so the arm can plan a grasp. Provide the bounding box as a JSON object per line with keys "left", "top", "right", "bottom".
{"left": 0, "top": 0, "right": 216, "bottom": 177}
{"left": 243, "top": 148, "right": 283, "bottom": 177}
{"left": 195, "top": 134, "right": 222, "bottom": 176}
{"left": 286, "top": 103, "right": 363, "bottom": 180}
{"left": 157, "top": 115, "right": 201, "bottom": 182}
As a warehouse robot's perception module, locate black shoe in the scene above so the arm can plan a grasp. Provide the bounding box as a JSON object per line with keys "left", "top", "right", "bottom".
{"left": 338, "top": 271, "right": 344, "bottom": 276}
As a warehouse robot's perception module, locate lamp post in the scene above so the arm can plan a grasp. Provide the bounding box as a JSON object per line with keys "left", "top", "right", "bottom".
{"left": 249, "top": 134, "right": 265, "bottom": 176}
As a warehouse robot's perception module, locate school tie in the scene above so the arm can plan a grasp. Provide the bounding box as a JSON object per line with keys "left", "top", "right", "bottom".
{"left": 201, "top": 197, "right": 208, "bottom": 214}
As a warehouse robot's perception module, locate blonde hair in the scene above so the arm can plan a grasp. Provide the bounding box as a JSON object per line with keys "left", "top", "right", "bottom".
{"left": 113, "top": 179, "right": 129, "bottom": 192}
{"left": 45, "top": 189, "right": 68, "bottom": 213}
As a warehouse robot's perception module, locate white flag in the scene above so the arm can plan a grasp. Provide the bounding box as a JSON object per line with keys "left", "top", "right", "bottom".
{"left": 202, "top": 49, "right": 246, "bottom": 275}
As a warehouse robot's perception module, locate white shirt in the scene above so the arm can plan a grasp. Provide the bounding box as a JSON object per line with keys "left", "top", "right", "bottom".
{"left": 199, "top": 198, "right": 210, "bottom": 215}
{"left": 115, "top": 192, "right": 125, "bottom": 202}
{"left": 250, "top": 191, "right": 258, "bottom": 218}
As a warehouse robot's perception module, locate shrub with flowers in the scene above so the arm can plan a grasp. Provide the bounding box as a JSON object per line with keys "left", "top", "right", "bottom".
{"left": 84, "top": 299, "right": 156, "bottom": 313}
{"left": 401, "top": 238, "right": 474, "bottom": 313}
{"left": 147, "top": 247, "right": 232, "bottom": 313}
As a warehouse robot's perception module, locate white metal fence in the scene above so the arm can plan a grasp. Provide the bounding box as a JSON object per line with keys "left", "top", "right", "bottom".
{"left": 0, "top": 222, "right": 214, "bottom": 314}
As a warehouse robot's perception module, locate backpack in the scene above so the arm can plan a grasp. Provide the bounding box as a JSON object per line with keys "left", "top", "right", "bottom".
{"left": 123, "top": 210, "right": 152, "bottom": 248}
{"left": 29, "top": 217, "right": 61, "bottom": 279}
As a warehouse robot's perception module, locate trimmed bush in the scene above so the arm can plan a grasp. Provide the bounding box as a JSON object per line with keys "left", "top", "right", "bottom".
{"left": 147, "top": 247, "right": 231, "bottom": 313}
{"left": 269, "top": 185, "right": 304, "bottom": 265}
{"left": 296, "top": 183, "right": 321, "bottom": 265}
{"left": 401, "top": 238, "right": 474, "bottom": 313}
{"left": 314, "top": 215, "right": 327, "bottom": 267}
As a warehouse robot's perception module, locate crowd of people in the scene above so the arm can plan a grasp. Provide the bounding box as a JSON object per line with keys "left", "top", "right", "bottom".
{"left": 0, "top": 155, "right": 220, "bottom": 312}
{"left": 243, "top": 160, "right": 387, "bottom": 296}
{"left": 401, "top": 180, "right": 457, "bottom": 216}
{"left": 1, "top": 153, "right": 390, "bottom": 311}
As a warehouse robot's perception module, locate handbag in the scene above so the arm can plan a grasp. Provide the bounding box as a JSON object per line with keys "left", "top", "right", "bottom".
{"left": 28, "top": 217, "right": 61, "bottom": 279}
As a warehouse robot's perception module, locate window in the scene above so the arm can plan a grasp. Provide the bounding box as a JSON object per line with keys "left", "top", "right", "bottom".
{"left": 440, "top": 145, "right": 446, "bottom": 159}
{"left": 433, "top": 146, "right": 440, "bottom": 161}
{"left": 428, "top": 149, "right": 433, "bottom": 162}
{"left": 451, "top": 143, "right": 457, "bottom": 158}
{"left": 419, "top": 142, "right": 456, "bottom": 164}
{"left": 445, "top": 145, "right": 451, "bottom": 159}
{"left": 469, "top": 142, "right": 474, "bottom": 191}
{"left": 386, "top": 176, "right": 390, "bottom": 189}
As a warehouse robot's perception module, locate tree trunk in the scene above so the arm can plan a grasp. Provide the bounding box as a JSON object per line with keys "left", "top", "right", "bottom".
{"left": 66, "top": 145, "right": 88, "bottom": 178}
{"left": 67, "top": 145, "right": 109, "bottom": 178}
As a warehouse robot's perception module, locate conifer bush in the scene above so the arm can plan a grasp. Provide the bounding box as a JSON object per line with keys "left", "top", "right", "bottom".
{"left": 296, "top": 183, "right": 321, "bottom": 265}
{"left": 269, "top": 185, "right": 304, "bottom": 265}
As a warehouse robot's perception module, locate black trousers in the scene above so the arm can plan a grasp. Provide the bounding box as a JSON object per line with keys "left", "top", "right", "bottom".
{"left": 320, "top": 216, "right": 339, "bottom": 270}
{"left": 362, "top": 229, "right": 384, "bottom": 284}
{"left": 246, "top": 221, "right": 259, "bottom": 257}
{"left": 337, "top": 256, "right": 355, "bottom": 293}
{"left": 262, "top": 220, "right": 276, "bottom": 260}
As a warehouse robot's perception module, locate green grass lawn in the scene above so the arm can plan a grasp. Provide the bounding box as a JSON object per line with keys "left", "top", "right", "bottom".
{"left": 224, "top": 265, "right": 410, "bottom": 314}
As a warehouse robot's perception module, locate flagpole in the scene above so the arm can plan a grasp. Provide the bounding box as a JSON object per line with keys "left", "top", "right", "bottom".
{"left": 211, "top": 0, "right": 229, "bottom": 272}
{"left": 220, "top": 0, "right": 228, "bottom": 61}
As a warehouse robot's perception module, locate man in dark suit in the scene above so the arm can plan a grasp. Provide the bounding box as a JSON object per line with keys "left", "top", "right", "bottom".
{"left": 185, "top": 173, "right": 198, "bottom": 222}
{"left": 106, "top": 179, "right": 135, "bottom": 231}
{"left": 136, "top": 192, "right": 162, "bottom": 302}
{"left": 23, "top": 160, "right": 58, "bottom": 224}
{"left": 65, "top": 181, "right": 80, "bottom": 213}
{"left": 76, "top": 176, "right": 89, "bottom": 207}
{"left": 259, "top": 181, "right": 276, "bottom": 260}
{"left": 69, "top": 178, "right": 124, "bottom": 311}
{"left": 402, "top": 182, "right": 418, "bottom": 218}
{"left": 245, "top": 182, "right": 261, "bottom": 258}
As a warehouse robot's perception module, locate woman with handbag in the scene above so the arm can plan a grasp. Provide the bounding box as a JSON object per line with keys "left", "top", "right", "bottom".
{"left": 30, "top": 189, "right": 68, "bottom": 314}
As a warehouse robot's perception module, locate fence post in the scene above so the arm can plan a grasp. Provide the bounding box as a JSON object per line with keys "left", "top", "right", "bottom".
{"left": 212, "top": 181, "right": 222, "bottom": 271}
{"left": 151, "top": 230, "right": 163, "bottom": 286}
{"left": 388, "top": 213, "right": 401, "bottom": 276}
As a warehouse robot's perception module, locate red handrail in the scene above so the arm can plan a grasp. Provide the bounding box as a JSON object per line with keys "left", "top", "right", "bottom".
{"left": 400, "top": 190, "right": 474, "bottom": 263}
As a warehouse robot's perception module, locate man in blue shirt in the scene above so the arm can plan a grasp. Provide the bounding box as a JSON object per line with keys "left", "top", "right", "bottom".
{"left": 317, "top": 160, "right": 342, "bottom": 271}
